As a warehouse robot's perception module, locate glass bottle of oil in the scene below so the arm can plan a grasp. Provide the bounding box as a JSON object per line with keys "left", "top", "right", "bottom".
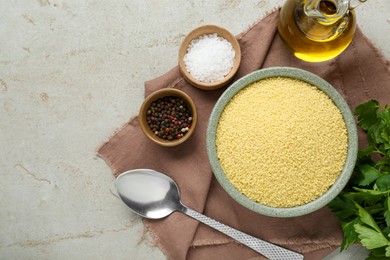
{"left": 278, "top": 0, "right": 357, "bottom": 62}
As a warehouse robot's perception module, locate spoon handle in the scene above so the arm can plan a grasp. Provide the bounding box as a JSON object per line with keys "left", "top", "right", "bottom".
{"left": 180, "top": 204, "right": 304, "bottom": 260}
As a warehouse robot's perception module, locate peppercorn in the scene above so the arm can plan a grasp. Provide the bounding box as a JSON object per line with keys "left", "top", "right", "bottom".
{"left": 146, "top": 96, "right": 193, "bottom": 141}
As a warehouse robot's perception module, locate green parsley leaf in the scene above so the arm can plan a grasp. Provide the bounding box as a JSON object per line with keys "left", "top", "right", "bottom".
{"left": 371, "top": 106, "right": 390, "bottom": 155}
{"left": 358, "top": 146, "right": 376, "bottom": 158}
{"left": 384, "top": 197, "right": 390, "bottom": 227}
{"left": 355, "top": 203, "right": 382, "bottom": 232}
{"left": 345, "top": 188, "right": 387, "bottom": 205}
{"left": 353, "top": 187, "right": 390, "bottom": 196}
{"left": 386, "top": 245, "right": 390, "bottom": 257}
{"left": 356, "top": 164, "right": 381, "bottom": 186}
{"left": 354, "top": 223, "right": 389, "bottom": 249}
{"left": 340, "top": 218, "right": 360, "bottom": 250}
{"left": 364, "top": 203, "right": 385, "bottom": 216}
{"left": 377, "top": 174, "right": 390, "bottom": 191}
{"left": 355, "top": 100, "right": 379, "bottom": 131}
{"left": 367, "top": 248, "right": 388, "bottom": 259}
{"left": 382, "top": 109, "right": 390, "bottom": 125}
{"left": 329, "top": 195, "right": 356, "bottom": 220}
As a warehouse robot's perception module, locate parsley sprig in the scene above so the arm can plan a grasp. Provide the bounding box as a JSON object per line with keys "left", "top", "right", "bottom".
{"left": 329, "top": 100, "right": 390, "bottom": 259}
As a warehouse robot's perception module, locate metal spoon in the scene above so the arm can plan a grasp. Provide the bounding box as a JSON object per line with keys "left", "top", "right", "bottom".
{"left": 115, "top": 169, "right": 304, "bottom": 260}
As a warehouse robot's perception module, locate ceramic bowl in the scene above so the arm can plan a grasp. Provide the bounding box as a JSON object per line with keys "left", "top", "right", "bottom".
{"left": 206, "top": 67, "right": 358, "bottom": 217}
{"left": 139, "top": 88, "right": 197, "bottom": 147}
{"left": 178, "top": 25, "right": 241, "bottom": 90}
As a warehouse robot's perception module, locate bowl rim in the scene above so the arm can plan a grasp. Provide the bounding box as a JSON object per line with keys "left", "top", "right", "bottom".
{"left": 206, "top": 67, "right": 358, "bottom": 217}
{"left": 178, "top": 24, "right": 241, "bottom": 90}
{"left": 139, "top": 88, "right": 198, "bottom": 147}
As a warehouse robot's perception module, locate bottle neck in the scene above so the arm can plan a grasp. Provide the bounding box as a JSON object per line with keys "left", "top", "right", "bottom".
{"left": 295, "top": 1, "right": 353, "bottom": 42}
{"left": 304, "top": 0, "right": 349, "bottom": 25}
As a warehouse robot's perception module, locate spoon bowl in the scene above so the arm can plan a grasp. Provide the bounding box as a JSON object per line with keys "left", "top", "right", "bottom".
{"left": 115, "top": 169, "right": 304, "bottom": 260}
{"left": 115, "top": 169, "right": 182, "bottom": 219}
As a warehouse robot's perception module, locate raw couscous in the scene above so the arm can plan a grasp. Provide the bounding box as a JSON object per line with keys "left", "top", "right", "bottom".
{"left": 216, "top": 77, "right": 348, "bottom": 208}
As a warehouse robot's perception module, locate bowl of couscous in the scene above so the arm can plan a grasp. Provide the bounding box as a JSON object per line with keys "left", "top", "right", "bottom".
{"left": 206, "top": 67, "right": 358, "bottom": 217}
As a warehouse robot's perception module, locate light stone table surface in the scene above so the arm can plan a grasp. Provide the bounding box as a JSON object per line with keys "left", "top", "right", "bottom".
{"left": 1, "top": 0, "right": 389, "bottom": 259}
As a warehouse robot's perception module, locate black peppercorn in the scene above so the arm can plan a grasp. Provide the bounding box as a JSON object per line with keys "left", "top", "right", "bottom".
{"left": 146, "top": 96, "right": 193, "bottom": 141}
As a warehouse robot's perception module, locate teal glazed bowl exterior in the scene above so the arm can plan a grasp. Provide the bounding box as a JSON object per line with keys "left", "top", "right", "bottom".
{"left": 206, "top": 67, "right": 358, "bottom": 218}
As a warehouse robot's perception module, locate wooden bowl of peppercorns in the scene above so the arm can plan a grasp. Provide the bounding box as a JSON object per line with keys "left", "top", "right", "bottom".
{"left": 139, "top": 88, "right": 197, "bottom": 147}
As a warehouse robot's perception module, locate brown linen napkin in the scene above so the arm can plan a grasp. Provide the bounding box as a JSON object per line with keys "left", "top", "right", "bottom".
{"left": 98, "top": 9, "right": 390, "bottom": 260}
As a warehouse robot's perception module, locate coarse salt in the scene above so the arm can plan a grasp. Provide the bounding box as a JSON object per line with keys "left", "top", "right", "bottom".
{"left": 183, "top": 33, "right": 235, "bottom": 83}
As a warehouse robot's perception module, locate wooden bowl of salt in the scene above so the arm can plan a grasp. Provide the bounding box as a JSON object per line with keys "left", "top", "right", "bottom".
{"left": 178, "top": 25, "right": 241, "bottom": 90}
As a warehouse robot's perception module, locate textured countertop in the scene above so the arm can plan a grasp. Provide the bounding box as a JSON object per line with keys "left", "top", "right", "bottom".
{"left": 1, "top": 0, "right": 389, "bottom": 259}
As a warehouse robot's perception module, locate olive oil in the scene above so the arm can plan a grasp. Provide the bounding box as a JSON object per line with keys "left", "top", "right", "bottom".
{"left": 278, "top": 0, "right": 356, "bottom": 62}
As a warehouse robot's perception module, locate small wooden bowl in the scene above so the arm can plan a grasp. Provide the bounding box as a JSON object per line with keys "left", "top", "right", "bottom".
{"left": 139, "top": 88, "right": 197, "bottom": 147}
{"left": 178, "top": 25, "right": 241, "bottom": 90}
